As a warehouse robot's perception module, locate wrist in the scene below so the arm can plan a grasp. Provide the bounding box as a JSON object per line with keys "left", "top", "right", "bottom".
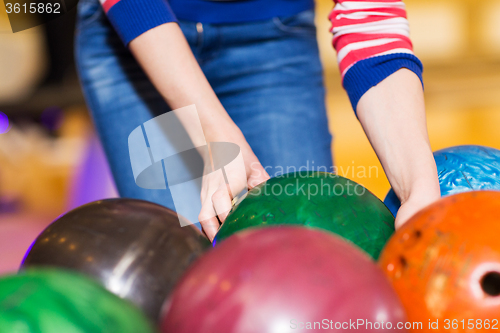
{"left": 398, "top": 179, "right": 440, "bottom": 206}
{"left": 386, "top": 146, "right": 438, "bottom": 204}
{"left": 203, "top": 119, "right": 248, "bottom": 150}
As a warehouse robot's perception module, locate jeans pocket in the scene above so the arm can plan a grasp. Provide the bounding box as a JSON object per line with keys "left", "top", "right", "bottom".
{"left": 272, "top": 9, "right": 316, "bottom": 36}
{"left": 76, "top": 0, "right": 104, "bottom": 30}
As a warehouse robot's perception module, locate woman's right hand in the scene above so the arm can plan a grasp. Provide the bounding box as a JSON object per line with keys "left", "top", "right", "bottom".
{"left": 129, "top": 23, "right": 270, "bottom": 240}
{"left": 198, "top": 130, "right": 270, "bottom": 241}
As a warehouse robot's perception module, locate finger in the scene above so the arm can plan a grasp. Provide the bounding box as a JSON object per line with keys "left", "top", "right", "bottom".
{"left": 248, "top": 163, "right": 271, "bottom": 189}
{"left": 199, "top": 201, "right": 220, "bottom": 242}
{"left": 212, "top": 185, "right": 233, "bottom": 223}
{"left": 199, "top": 217, "right": 219, "bottom": 242}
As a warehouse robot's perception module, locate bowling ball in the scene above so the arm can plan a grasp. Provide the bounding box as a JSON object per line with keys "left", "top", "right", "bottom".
{"left": 215, "top": 171, "right": 394, "bottom": 259}
{"left": 384, "top": 145, "right": 500, "bottom": 216}
{"left": 21, "top": 198, "right": 211, "bottom": 322}
{"left": 0, "top": 268, "right": 154, "bottom": 333}
{"left": 379, "top": 191, "right": 500, "bottom": 331}
{"left": 161, "top": 227, "right": 407, "bottom": 333}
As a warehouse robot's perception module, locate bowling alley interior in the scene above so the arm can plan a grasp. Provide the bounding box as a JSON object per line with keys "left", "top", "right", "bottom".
{"left": 1, "top": 0, "right": 500, "bottom": 331}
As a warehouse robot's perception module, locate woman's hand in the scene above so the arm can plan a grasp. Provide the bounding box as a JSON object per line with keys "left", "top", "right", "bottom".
{"left": 395, "top": 190, "right": 439, "bottom": 229}
{"left": 198, "top": 130, "right": 270, "bottom": 241}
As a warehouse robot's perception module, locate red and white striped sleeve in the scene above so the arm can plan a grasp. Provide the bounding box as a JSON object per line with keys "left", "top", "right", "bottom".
{"left": 329, "top": 0, "right": 423, "bottom": 111}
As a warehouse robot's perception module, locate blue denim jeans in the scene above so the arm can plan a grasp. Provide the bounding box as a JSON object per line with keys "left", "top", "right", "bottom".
{"left": 75, "top": 0, "right": 333, "bottom": 213}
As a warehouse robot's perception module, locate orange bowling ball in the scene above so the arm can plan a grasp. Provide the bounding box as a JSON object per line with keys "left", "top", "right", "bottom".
{"left": 379, "top": 191, "right": 500, "bottom": 332}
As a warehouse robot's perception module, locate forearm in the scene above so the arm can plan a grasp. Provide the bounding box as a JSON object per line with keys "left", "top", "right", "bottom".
{"left": 357, "top": 69, "right": 440, "bottom": 205}
{"left": 127, "top": 23, "right": 267, "bottom": 238}
{"left": 129, "top": 23, "right": 242, "bottom": 143}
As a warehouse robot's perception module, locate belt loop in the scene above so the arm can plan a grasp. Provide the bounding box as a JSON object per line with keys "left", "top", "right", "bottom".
{"left": 196, "top": 22, "right": 203, "bottom": 46}
{"left": 196, "top": 22, "right": 203, "bottom": 34}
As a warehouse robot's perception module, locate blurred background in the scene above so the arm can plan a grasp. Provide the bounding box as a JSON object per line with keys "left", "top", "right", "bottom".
{"left": 1, "top": 0, "right": 500, "bottom": 273}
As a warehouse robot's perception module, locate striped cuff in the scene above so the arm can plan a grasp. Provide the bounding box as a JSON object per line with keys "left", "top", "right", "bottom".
{"left": 343, "top": 53, "right": 424, "bottom": 114}
{"left": 106, "top": 0, "right": 177, "bottom": 45}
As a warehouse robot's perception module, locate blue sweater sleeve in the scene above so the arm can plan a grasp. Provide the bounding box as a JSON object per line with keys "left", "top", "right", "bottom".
{"left": 105, "top": 0, "right": 178, "bottom": 45}
{"left": 343, "top": 53, "right": 424, "bottom": 114}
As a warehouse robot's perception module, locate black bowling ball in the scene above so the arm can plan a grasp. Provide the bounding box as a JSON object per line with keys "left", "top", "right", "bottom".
{"left": 21, "top": 198, "right": 211, "bottom": 322}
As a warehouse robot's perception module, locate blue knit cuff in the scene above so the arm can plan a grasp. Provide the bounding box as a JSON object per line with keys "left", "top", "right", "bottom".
{"left": 107, "top": 0, "right": 178, "bottom": 45}
{"left": 343, "top": 53, "right": 424, "bottom": 114}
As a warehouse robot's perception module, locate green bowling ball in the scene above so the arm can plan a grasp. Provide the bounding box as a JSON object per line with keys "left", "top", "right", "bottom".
{"left": 0, "top": 269, "right": 155, "bottom": 333}
{"left": 214, "top": 171, "right": 394, "bottom": 259}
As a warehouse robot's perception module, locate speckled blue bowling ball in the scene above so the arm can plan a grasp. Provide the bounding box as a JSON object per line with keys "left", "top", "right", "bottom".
{"left": 384, "top": 145, "right": 500, "bottom": 216}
